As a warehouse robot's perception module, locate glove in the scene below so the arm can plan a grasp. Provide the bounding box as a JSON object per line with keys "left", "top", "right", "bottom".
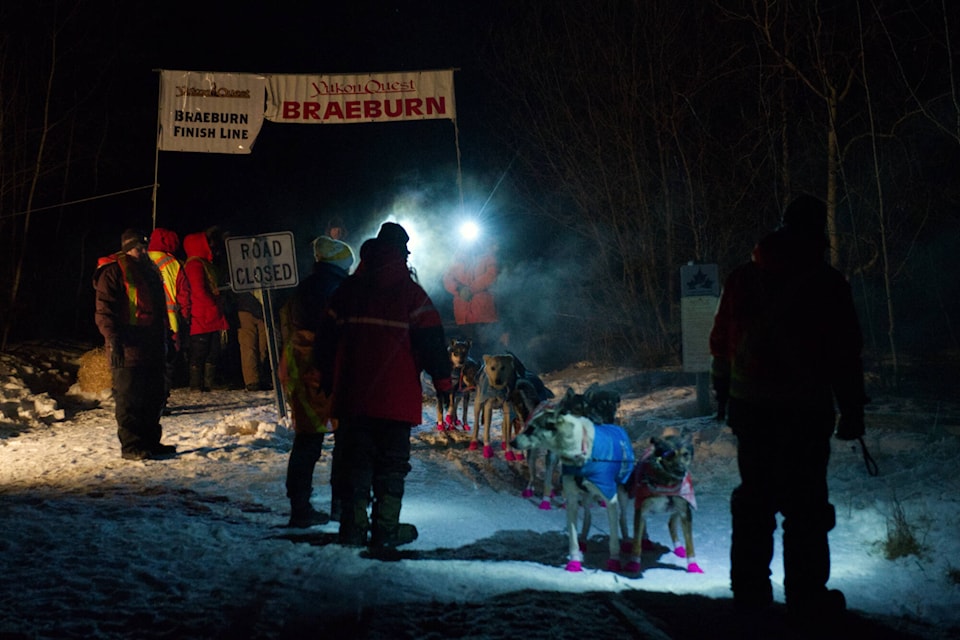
{"left": 435, "top": 377, "right": 453, "bottom": 395}
{"left": 835, "top": 412, "right": 865, "bottom": 440}
{"left": 109, "top": 340, "right": 124, "bottom": 369}
{"left": 458, "top": 286, "right": 473, "bottom": 302}
{"left": 713, "top": 376, "right": 729, "bottom": 422}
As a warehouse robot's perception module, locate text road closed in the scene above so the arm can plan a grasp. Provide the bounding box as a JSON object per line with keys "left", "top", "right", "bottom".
{"left": 226, "top": 232, "right": 299, "bottom": 292}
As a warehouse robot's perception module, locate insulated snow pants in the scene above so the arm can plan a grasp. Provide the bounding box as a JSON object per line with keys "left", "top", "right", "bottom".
{"left": 728, "top": 399, "right": 836, "bottom": 609}
{"left": 335, "top": 417, "right": 412, "bottom": 544}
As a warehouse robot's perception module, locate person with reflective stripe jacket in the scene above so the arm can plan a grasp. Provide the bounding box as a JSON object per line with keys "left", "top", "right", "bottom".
{"left": 316, "top": 223, "right": 451, "bottom": 548}
{"left": 93, "top": 228, "right": 174, "bottom": 460}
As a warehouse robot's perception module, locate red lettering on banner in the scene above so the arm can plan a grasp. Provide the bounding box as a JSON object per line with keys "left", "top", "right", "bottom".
{"left": 303, "top": 102, "right": 321, "bottom": 119}
{"left": 282, "top": 102, "right": 301, "bottom": 119}
{"left": 323, "top": 102, "right": 344, "bottom": 119}
{"left": 279, "top": 97, "right": 448, "bottom": 122}
{"left": 385, "top": 100, "right": 403, "bottom": 117}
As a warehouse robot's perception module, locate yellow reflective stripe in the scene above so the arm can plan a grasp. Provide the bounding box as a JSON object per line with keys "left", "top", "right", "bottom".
{"left": 117, "top": 254, "right": 140, "bottom": 324}
{"left": 283, "top": 340, "right": 327, "bottom": 434}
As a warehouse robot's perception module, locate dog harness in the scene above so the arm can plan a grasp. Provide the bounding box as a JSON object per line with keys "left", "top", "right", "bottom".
{"left": 452, "top": 364, "right": 475, "bottom": 393}
{"left": 631, "top": 446, "right": 697, "bottom": 509}
{"left": 562, "top": 424, "right": 636, "bottom": 501}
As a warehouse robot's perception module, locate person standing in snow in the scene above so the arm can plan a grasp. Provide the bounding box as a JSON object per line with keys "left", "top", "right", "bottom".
{"left": 709, "top": 194, "right": 868, "bottom": 626}
{"left": 147, "top": 227, "right": 187, "bottom": 414}
{"left": 317, "top": 223, "right": 452, "bottom": 548}
{"left": 178, "top": 228, "right": 230, "bottom": 392}
{"left": 235, "top": 290, "right": 269, "bottom": 392}
{"left": 280, "top": 235, "right": 356, "bottom": 528}
{"left": 442, "top": 241, "right": 504, "bottom": 356}
{"left": 94, "top": 228, "right": 177, "bottom": 460}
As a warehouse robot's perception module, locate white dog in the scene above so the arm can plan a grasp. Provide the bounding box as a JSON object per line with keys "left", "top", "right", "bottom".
{"left": 511, "top": 399, "right": 635, "bottom": 572}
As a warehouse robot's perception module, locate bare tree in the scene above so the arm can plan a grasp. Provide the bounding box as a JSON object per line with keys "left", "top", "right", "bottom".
{"left": 485, "top": 1, "right": 767, "bottom": 365}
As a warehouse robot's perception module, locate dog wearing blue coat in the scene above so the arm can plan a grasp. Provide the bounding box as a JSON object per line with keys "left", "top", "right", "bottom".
{"left": 511, "top": 393, "right": 636, "bottom": 573}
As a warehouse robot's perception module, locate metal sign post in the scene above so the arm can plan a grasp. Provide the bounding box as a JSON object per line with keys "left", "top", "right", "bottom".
{"left": 226, "top": 232, "right": 299, "bottom": 419}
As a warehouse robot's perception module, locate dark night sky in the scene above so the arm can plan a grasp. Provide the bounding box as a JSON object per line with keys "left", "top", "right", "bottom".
{"left": 137, "top": 3, "right": 511, "bottom": 240}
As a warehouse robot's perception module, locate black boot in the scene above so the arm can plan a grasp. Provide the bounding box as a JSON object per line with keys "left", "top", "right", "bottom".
{"left": 288, "top": 503, "right": 330, "bottom": 528}
{"left": 369, "top": 493, "right": 418, "bottom": 548}
{"left": 338, "top": 497, "right": 370, "bottom": 547}
{"left": 189, "top": 365, "right": 202, "bottom": 392}
{"left": 203, "top": 363, "right": 217, "bottom": 392}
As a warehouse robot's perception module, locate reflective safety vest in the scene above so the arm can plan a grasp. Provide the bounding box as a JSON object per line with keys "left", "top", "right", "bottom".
{"left": 96, "top": 252, "right": 153, "bottom": 326}
{"left": 149, "top": 250, "right": 182, "bottom": 333}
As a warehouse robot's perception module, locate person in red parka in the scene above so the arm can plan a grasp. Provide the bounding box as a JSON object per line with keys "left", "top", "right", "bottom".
{"left": 443, "top": 241, "right": 503, "bottom": 356}
{"left": 709, "top": 194, "right": 868, "bottom": 628}
{"left": 178, "top": 230, "right": 230, "bottom": 392}
{"left": 317, "top": 223, "right": 452, "bottom": 548}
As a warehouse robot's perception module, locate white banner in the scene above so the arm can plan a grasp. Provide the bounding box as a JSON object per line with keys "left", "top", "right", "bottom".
{"left": 264, "top": 69, "right": 455, "bottom": 124}
{"left": 158, "top": 70, "right": 266, "bottom": 154}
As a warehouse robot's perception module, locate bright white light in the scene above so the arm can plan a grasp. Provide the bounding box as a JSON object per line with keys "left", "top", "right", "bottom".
{"left": 459, "top": 220, "right": 480, "bottom": 242}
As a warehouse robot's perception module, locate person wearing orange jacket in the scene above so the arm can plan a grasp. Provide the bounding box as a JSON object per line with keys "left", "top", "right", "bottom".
{"left": 178, "top": 229, "right": 230, "bottom": 392}
{"left": 148, "top": 228, "right": 187, "bottom": 412}
{"left": 442, "top": 242, "right": 504, "bottom": 356}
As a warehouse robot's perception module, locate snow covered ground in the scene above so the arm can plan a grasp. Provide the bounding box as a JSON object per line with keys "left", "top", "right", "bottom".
{"left": 1, "top": 341, "right": 958, "bottom": 639}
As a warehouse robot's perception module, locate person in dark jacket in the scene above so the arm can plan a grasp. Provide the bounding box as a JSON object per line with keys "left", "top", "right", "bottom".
{"left": 280, "top": 235, "right": 356, "bottom": 528}
{"left": 94, "top": 228, "right": 176, "bottom": 460}
{"left": 709, "top": 194, "right": 868, "bottom": 626}
{"left": 178, "top": 230, "right": 230, "bottom": 391}
{"left": 317, "top": 223, "right": 452, "bottom": 548}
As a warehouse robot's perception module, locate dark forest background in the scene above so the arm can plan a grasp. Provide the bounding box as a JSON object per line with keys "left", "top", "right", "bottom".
{"left": 1, "top": 1, "right": 958, "bottom": 396}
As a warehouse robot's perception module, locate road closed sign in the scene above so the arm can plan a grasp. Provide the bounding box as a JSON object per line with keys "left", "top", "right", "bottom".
{"left": 226, "top": 232, "right": 299, "bottom": 292}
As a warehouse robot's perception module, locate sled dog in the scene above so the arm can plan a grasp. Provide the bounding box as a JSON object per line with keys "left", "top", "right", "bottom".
{"left": 509, "top": 378, "right": 559, "bottom": 509}
{"left": 469, "top": 354, "right": 517, "bottom": 458}
{"left": 436, "top": 338, "right": 478, "bottom": 431}
{"left": 628, "top": 429, "right": 702, "bottom": 573}
{"left": 511, "top": 397, "right": 635, "bottom": 572}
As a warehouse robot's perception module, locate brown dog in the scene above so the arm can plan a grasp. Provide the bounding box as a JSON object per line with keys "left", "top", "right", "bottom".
{"left": 468, "top": 354, "right": 517, "bottom": 458}
{"left": 627, "top": 429, "right": 702, "bottom": 574}
{"left": 436, "top": 338, "right": 478, "bottom": 431}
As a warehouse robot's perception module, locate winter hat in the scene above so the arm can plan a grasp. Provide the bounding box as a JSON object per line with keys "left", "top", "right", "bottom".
{"left": 312, "top": 235, "right": 356, "bottom": 272}
{"left": 376, "top": 222, "right": 410, "bottom": 254}
{"left": 781, "top": 194, "right": 827, "bottom": 237}
{"left": 148, "top": 228, "right": 180, "bottom": 253}
{"left": 120, "top": 228, "right": 148, "bottom": 252}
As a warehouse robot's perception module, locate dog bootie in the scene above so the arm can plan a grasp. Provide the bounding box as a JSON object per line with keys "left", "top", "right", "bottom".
{"left": 468, "top": 441, "right": 479, "bottom": 451}
{"left": 522, "top": 487, "right": 534, "bottom": 498}
{"left": 687, "top": 562, "right": 703, "bottom": 573}
{"left": 674, "top": 546, "right": 686, "bottom": 558}
{"left": 482, "top": 444, "right": 494, "bottom": 458}
{"left": 538, "top": 499, "right": 552, "bottom": 510}
{"left": 505, "top": 450, "right": 517, "bottom": 461}
{"left": 565, "top": 559, "right": 583, "bottom": 572}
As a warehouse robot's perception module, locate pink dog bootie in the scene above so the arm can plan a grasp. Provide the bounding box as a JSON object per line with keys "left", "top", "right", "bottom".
{"left": 482, "top": 444, "right": 494, "bottom": 458}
